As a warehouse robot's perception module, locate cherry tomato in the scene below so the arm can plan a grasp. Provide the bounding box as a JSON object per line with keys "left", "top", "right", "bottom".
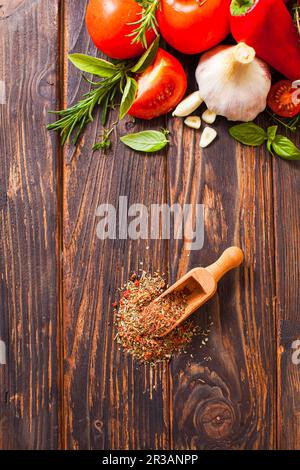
{"left": 129, "top": 48, "right": 187, "bottom": 120}
{"left": 267, "top": 80, "right": 300, "bottom": 118}
{"left": 157, "top": 0, "right": 230, "bottom": 55}
{"left": 85, "top": 0, "right": 156, "bottom": 60}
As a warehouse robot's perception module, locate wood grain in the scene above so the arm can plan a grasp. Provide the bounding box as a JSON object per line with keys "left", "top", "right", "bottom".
{"left": 62, "top": 0, "right": 170, "bottom": 450}
{"left": 165, "top": 55, "right": 276, "bottom": 449}
{"left": 0, "top": 0, "right": 299, "bottom": 451}
{"left": 0, "top": 0, "right": 60, "bottom": 449}
{"left": 273, "top": 131, "right": 300, "bottom": 449}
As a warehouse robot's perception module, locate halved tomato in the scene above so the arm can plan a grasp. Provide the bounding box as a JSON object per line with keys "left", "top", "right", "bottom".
{"left": 129, "top": 48, "right": 187, "bottom": 120}
{"left": 267, "top": 80, "right": 300, "bottom": 118}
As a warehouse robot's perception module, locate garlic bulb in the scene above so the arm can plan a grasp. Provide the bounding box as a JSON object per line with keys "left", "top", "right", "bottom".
{"left": 195, "top": 43, "right": 271, "bottom": 122}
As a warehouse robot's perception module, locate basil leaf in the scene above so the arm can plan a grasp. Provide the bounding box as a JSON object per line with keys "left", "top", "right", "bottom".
{"left": 229, "top": 123, "right": 267, "bottom": 146}
{"left": 130, "top": 36, "right": 160, "bottom": 74}
{"left": 271, "top": 135, "right": 300, "bottom": 160}
{"left": 267, "top": 125, "right": 278, "bottom": 142}
{"left": 69, "top": 54, "right": 117, "bottom": 77}
{"left": 119, "top": 77, "right": 137, "bottom": 120}
{"left": 120, "top": 130, "right": 169, "bottom": 152}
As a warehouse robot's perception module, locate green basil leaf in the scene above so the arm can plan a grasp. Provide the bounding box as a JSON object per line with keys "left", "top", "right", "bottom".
{"left": 271, "top": 135, "right": 300, "bottom": 160}
{"left": 120, "top": 130, "right": 169, "bottom": 153}
{"left": 267, "top": 125, "right": 278, "bottom": 142}
{"left": 119, "top": 77, "right": 137, "bottom": 120}
{"left": 130, "top": 36, "right": 160, "bottom": 74}
{"left": 229, "top": 122, "right": 267, "bottom": 146}
{"left": 68, "top": 54, "right": 117, "bottom": 77}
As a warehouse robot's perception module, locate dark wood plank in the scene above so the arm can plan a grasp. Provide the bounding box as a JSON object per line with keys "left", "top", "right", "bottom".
{"left": 274, "top": 131, "right": 300, "bottom": 449}
{"left": 166, "top": 54, "right": 276, "bottom": 449}
{"left": 2, "top": 0, "right": 293, "bottom": 450}
{"left": 62, "top": 0, "right": 170, "bottom": 450}
{"left": 0, "top": 0, "right": 60, "bottom": 449}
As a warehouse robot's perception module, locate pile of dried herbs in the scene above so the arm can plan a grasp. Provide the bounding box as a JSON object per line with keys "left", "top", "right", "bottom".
{"left": 114, "top": 271, "right": 203, "bottom": 364}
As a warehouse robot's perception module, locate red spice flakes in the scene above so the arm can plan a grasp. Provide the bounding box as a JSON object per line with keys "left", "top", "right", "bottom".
{"left": 139, "top": 290, "right": 189, "bottom": 337}
{"left": 114, "top": 271, "right": 201, "bottom": 364}
{"left": 123, "top": 290, "right": 131, "bottom": 299}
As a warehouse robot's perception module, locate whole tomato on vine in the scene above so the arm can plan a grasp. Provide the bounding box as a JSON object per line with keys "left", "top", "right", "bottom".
{"left": 85, "top": 0, "right": 156, "bottom": 59}
{"left": 157, "top": 0, "right": 231, "bottom": 54}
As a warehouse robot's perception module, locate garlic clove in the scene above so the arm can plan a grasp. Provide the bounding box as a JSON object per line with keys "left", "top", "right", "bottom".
{"left": 202, "top": 109, "right": 217, "bottom": 124}
{"left": 172, "top": 91, "right": 203, "bottom": 117}
{"left": 184, "top": 116, "right": 201, "bottom": 129}
{"left": 200, "top": 127, "right": 217, "bottom": 148}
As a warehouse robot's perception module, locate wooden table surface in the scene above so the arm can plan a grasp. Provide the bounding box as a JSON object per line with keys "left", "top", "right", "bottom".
{"left": 0, "top": 0, "right": 300, "bottom": 450}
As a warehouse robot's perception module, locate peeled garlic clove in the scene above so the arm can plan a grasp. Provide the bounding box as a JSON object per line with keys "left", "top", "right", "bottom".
{"left": 200, "top": 127, "right": 217, "bottom": 148}
{"left": 184, "top": 116, "right": 201, "bottom": 129}
{"left": 172, "top": 91, "right": 203, "bottom": 117}
{"left": 202, "top": 109, "right": 217, "bottom": 124}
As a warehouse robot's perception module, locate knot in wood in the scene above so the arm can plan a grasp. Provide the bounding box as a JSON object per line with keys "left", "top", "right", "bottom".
{"left": 94, "top": 419, "right": 103, "bottom": 434}
{"left": 0, "top": 1, "right": 26, "bottom": 19}
{"left": 195, "top": 401, "right": 235, "bottom": 440}
{"left": 125, "top": 121, "right": 136, "bottom": 131}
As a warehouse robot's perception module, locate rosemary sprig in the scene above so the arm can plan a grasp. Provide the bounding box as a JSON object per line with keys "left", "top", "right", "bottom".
{"left": 47, "top": 38, "right": 160, "bottom": 146}
{"left": 48, "top": 73, "right": 122, "bottom": 145}
{"left": 129, "top": 0, "right": 160, "bottom": 48}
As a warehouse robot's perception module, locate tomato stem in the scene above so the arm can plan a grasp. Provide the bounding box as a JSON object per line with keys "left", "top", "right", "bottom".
{"left": 230, "top": 0, "right": 254, "bottom": 16}
{"left": 236, "top": 0, "right": 252, "bottom": 5}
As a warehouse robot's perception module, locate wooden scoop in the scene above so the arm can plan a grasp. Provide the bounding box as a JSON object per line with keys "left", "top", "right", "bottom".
{"left": 155, "top": 246, "right": 244, "bottom": 337}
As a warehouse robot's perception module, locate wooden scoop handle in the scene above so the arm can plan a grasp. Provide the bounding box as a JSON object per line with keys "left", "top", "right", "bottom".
{"left": 205, "top": 247, "right": 244, "bottom": 282}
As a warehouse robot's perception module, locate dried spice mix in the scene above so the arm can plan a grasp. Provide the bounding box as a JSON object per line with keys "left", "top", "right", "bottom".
{"left": 139, "top": 290, "right": 189, "bottom": 338}
{"left": 114, "top": 271, "right": 203, "bottom": 363}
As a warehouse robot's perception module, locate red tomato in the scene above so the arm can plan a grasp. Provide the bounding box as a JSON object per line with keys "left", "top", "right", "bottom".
{"left": 85, "top": 0, "right": 156, "bottom": 60}
{"left": 267, "top": 80, "right": 300, "bottom": 118}
{"left": 157, "top": 0, "right": 230, "bottom": 55}
{"left": 129, "top": 48, "right": 187, "bottom": 120}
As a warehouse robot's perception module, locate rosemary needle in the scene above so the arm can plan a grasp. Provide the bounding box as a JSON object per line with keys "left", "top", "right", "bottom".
{"left": 128, "top": 0, "right": 160, "bottom": 48}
